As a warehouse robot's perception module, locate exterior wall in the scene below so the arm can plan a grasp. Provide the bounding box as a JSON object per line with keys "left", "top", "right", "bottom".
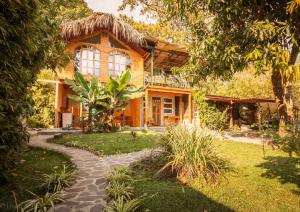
{"left": 114, "top": 97, "right": 142, "bottom": 127}
{"left": 57, "top": 30, "right": 145, "bottom": 87}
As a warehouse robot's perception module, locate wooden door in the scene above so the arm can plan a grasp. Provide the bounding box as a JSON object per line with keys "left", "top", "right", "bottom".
{"left": 152, "top": 97, "right": 161, "bottom": 126}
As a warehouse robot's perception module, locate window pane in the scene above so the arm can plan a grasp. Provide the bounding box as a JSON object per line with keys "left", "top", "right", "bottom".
{"left": 88, "top": 60, "right": 93, "bottom": 67}
{"left": 82, "top": 50, "right": 87, "bottom": 59}
{"left": 164, "top": 98, "right": 173, "bottom": 103}
{"left": 164, "top": 104, "right": 172, "bottom": 108}
{"left": 95, "top": 53, "right": 100, "bottom": 60}
{"left": 95, "top": 68, "right": 100, "bottom": 76}
{"left": 88, "top": 50, "right": 93, "bottom": 60}
{"left": 94, "top": 61, "right": 100, "bottom": 68}
{"left": 88, "top": 67, "right": 93, "bottom": 74}
{"left": 164, "top": 109, "right": 172, "bottom": 114}
{"left": 108, "top": 63, "right": 113, "bottom": 70}
{"left": 120, "top": 64, "right": 126, "bottom": 72}
{"left": 81, "top": 66, "right": 87, "bottom": 74}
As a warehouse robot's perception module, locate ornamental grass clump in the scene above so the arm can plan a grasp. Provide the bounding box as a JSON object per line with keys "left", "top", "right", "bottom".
{"left": 160, "top": 126, "right": 231, "bottom": 185}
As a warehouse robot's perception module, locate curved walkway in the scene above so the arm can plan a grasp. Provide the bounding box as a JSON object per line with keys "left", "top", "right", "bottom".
{"left": 29, "top": 135, "right": 156, "bottom": 212}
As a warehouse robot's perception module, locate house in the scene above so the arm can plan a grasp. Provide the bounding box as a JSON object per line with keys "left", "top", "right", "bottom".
{"left": 54, "top": 13, "right": 193, "bottom": 128}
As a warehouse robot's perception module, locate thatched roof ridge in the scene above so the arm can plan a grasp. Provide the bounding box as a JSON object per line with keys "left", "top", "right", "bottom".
{"left": 61, "top": 12, "right": 145, "bottom": 45}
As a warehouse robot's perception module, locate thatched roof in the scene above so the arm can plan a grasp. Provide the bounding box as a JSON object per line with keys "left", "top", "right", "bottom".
{"left": 61, "top": 12, "right": 145, "bottom": 45}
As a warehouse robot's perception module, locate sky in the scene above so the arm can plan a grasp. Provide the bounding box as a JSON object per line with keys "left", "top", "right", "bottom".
{"left": 84, "top": 0, "right": 151, "bottom": 22}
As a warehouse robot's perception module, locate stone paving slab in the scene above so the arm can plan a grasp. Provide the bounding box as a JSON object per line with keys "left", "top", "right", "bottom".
{"left": 29, "top": 135, "right": 158, "bottom": 212}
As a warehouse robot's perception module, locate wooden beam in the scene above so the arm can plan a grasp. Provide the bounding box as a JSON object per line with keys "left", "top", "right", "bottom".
{"left": 188, "top": 94, "right": 192, "bottom": 124}
{"left": 179, "top": 95, "right": 183, "bottom": 125}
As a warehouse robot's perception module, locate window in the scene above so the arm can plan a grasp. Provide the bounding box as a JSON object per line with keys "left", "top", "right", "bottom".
{"left": 108, "top": 50, "right": 131, "bottom": 77}
{"left": 163, "top": 98, "right": 174, "bottom": 114}
{"left": 75, "top": 45, "right": 100, "bottom": 76}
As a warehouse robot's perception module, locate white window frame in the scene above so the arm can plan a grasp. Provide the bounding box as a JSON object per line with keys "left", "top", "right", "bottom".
{"left": 75, "top": 45, "right": 100, "bottom": 76}
{"left": 108, "top": 50, "right": 131, "bottom": 77}
{"left": 163, "top": 97, "right": 174, "bottom": 115}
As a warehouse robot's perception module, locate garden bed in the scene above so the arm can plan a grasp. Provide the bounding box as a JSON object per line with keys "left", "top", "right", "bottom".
{"left": 51, "top": 130, "right": 160, "bottom": 156}
{"left": 0, "top": 147, "right": 75, "bottom": 212}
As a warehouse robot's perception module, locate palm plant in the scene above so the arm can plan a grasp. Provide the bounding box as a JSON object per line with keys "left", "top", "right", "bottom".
{"left": 105, "top": 70, "right": 140, "bottom": 127}
{"left": 65, "top": 72, "right": 108, "bottom": 132}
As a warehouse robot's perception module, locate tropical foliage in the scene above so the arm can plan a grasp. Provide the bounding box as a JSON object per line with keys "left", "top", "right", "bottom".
{"left": 0, "top": 0, "right": 92, "bottom": 184}
{"left": 160, "top": 126, "right": 231, "bottom": 185}
{"left": 65, "top": 70, "right": 139, "bottom": 132}
{"left": 105, "top": 167, "right": 146, "bottom": 212}
{"left": 65, "top": 72, "right": 108, "bottom": 132}
{"left": 28, "top": 70, "right": 55, "bottom": 128}
{"left": 193, "top": 92, "right": 228, "bottom": 131}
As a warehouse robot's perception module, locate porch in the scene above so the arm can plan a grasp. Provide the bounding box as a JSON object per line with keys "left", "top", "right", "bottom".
{"left": 143, "top": 86, "right": 193, "bottom": 127}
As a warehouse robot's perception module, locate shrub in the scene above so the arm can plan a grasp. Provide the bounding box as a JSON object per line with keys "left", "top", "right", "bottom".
{"left": 193, "top": 92, "right": 228, "bottom": 131}
{"left": 40, "top": 165, "right": 75, "bottom": 193}
{"left": 106, "top": 181, "right": 134, "bottom": 200}
{"left": 160, "top": 126, "right": 231, "bottom": 185}
{"left": 18, "top": 191, "right": 62, "bottom": 212}
{"left": 105, "top": 167, "right": 147, "bottom": 212}
{"left": 108, "top": 167, "right": 133, "bottom": 185}
{"left": 104, "top": 196, "right": 143, "bottom": 212}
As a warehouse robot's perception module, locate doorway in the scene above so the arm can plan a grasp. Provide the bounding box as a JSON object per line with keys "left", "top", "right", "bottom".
{"left": 152, "top": 97, "right": 161, "bottom": 126}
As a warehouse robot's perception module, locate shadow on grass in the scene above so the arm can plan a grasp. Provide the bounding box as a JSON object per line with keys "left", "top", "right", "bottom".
{"left": 135, "top": 179, "right": 234, "bottom": 212}
{"left": 132, "top": 156, "right": 234, "bottom": 212}
{"left": 256, "top": 156, "right": 300, "bottom": 192}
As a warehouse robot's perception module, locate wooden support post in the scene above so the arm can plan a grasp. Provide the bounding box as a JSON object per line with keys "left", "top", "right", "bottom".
{"left": 229, "top": 101, "right": 234, "bottom": 128}
{"left": 144, "top": 89, "right": 149, "bottom": 127}
{"left": 79, "top": 103, "right": 83, "bottom": 117}
{"left": 188, "top": 94, "right": 192, "bottom": 124}
{"left": 179, "top": 95, "right": 183, "bottom": 125}
{"left": 54, "top": 82, "right": 59, "bottom": 128}
{"left": 150, "top": 48, "right": 154, "bottom": 85}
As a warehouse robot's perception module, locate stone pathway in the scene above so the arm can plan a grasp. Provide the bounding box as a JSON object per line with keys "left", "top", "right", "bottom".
{"left": 29, "top": 135, "right": 157, "bottom": 212}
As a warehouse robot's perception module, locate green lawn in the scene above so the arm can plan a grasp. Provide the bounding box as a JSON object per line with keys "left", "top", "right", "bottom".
{"left": 52, "top": 130, "right": 160, "bottom": 156}
{"left": 131, "top": 140, "right": 300, "bottom": 212}
{"left": 0, "top": 147, "right": 74, "bottom": 212}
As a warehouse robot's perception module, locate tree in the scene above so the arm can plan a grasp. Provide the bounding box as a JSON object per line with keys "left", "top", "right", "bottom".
{"left": 121, "top": 0, "right": 300, "bottom": 136}
{"left": 65, "top": 72, "right": 107, "bottom": 132}
{"left": 105, "top": 70, "right": 140, "bottom": 127}
{"left": 28, "top": 70, "right": 56, "bottom": 128}
{"left": 194, "top": 68, "right": 274, "bottom": 99}
{"left": 0, "top": 0, "right": 92, "bottom": 183}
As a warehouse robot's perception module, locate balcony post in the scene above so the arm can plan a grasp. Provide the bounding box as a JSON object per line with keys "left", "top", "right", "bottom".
{"left": 150, "top": 48, "right": 154, "bottom": 85}
{"left": 179, "top": 95, "right": 183, "bottom": 125}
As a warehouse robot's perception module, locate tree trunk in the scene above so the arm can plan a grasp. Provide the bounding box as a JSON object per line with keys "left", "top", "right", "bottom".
{"left": 271, "top": 71, "right": 288, "bottom": 137}
{"left": 87, "top": 107, "right": 93, "bottom": 133}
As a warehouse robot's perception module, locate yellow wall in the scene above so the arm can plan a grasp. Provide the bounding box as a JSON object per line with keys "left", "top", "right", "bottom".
{"left": 57, "top": 30, "right": 145, "bottom": 87}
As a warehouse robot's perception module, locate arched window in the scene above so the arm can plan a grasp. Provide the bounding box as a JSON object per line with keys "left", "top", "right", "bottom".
{"left": 75, "top": 45, "right": 100, "bottom": 76}
{"left": 108, "top": 51, "right": 131, "bottom": 77}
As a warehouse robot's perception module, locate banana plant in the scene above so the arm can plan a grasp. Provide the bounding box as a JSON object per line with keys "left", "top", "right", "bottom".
{"left": 105, "top": 70, "right": 141, "bottom": 127}
{"left": 65, "top": 72, "right": 108, "bottom": 132}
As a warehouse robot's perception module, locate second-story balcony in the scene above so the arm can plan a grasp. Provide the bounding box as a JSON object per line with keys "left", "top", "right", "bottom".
{"left": 144, "top": 72, "right": 190, "bottom": 89}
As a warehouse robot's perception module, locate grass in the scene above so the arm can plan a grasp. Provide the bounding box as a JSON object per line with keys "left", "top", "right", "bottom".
{"left": 52, "top": 130, "right": 159, "bottom": 156}
{"left": 0, "top": 147, "right": 74, "bottom": 212}
{"left": 130, "top": 140, "right": 300, "bottom": 212}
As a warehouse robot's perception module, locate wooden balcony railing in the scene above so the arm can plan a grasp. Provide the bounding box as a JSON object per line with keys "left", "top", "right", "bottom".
{"left": 145, "top": 73, "right": 190, "bottom": 89}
